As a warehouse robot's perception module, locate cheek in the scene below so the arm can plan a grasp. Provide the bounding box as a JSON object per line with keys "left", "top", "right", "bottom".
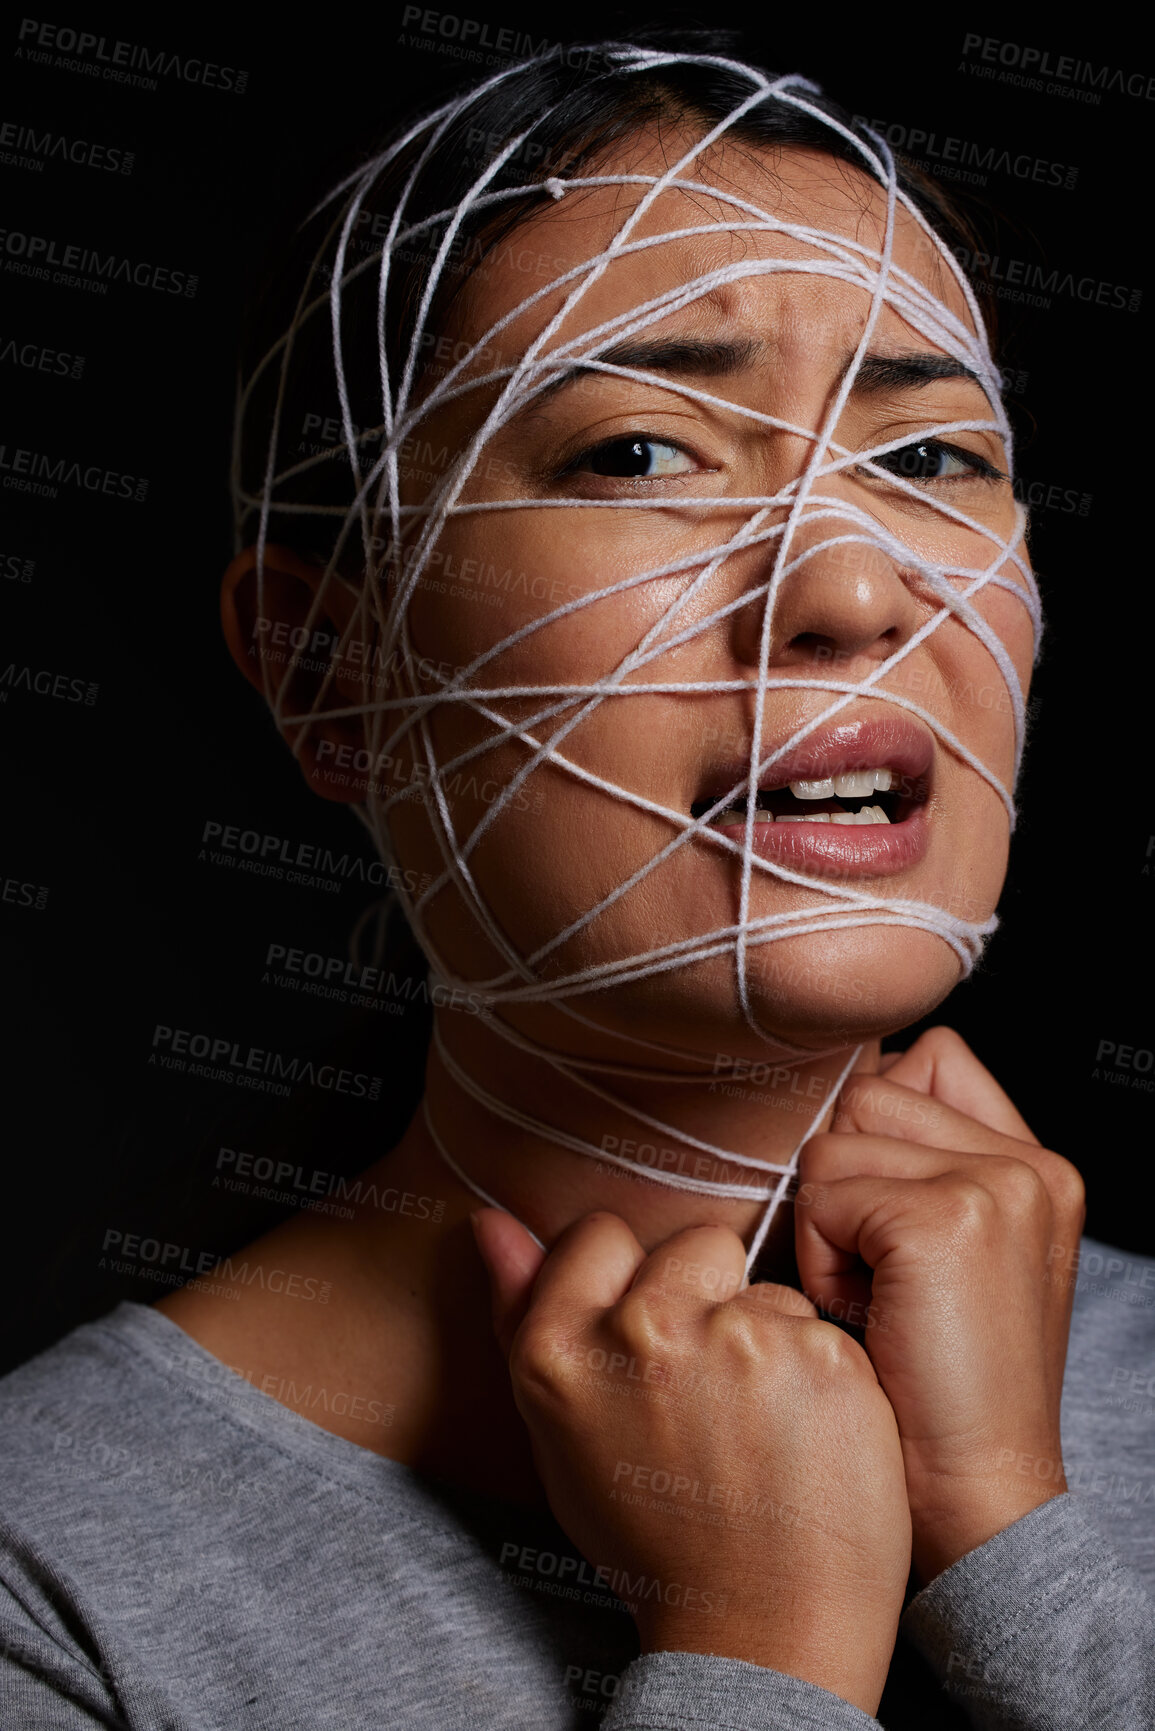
{"left": 403, "top": 512, "right": 680, "bottom": 695}
{"left": 922, "top": 574, "right": 1034, "bottom": 786}
{"left": 403, "top": 515, "right": 560, "bottom": 671}
{"left": 967, "top": 587, "right": 1036, "bottom": 771}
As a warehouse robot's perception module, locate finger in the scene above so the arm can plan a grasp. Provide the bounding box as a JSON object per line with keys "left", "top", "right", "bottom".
{"left": 801, "top": 1132, "right": 960, "bottom": 1189}
{"left": 522, "top": 1211, "right": 648, "bottom": 1337}
{"left": 803, "top": 1129, "right": 1062, "bottom": 1208}
{"left": 471, "top": 1208, "right": 548, "bottom": 1359}
{"left": 629, "top": 1224, "right": 748, "bottom": 1306}
{"left": 794, "top": 1173, "right": 934, "bottom": 1308}
{"left": 825, "top": 1063, "right": 1075, "bottom": 1212}
{"left": 799, "top": 1134, "right": 1084, "bottom": 1270}
{"left": 735, "top": 1280, "right": 820, "bottom": 1321}
{"left": 876, "top": 1026, "right": 1038, "bottom": 1143}
{"left": 832, "top": 1069, "right": 1030, "bottom": 1158}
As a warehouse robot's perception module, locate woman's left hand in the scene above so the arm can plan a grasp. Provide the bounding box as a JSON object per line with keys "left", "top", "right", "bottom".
{"left": 794, "top": 1025, "right": 1086, "bottom": 1585}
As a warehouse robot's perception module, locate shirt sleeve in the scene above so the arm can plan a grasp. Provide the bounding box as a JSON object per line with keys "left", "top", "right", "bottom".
{"left": 0, "top": 1616, "right": 128, "bottom": 1729}
{"left": 0, "top": 1536, "right": 132, "bottom": 1731}
{"left": 900, "top": 1494, "right": 1155, "bottom": 1729}
{"left": 598, "top": 1650, "right": 881, "bottom": 1730}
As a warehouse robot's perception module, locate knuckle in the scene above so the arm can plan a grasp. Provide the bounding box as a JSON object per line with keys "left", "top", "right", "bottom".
{"left": 709, "top": 1303, "right": 765, "bottom": 1369}
{"left": 923, "top": 1024, "right": 967, "bottom": 1057}
{"left": 989, "top": 1155, "right": 1048, "bottom": 1215}
{"left": 936, "top": 1174, "right": 998, "bottom": 1236}
{"left": 509, "top": 1327, "right": 573, "bottom": 1407}
{"left": 796, "top": 1316, "right": 867, "bottom": 1378}
{"left": 615, "top": 1289, "right": 680, "bottom": 1360}
{"left": 1039, "top": 1150, "right": 1086, "bottom": 1222}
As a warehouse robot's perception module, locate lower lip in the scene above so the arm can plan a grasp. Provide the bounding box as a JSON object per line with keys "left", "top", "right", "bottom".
{"left": 706, "top": 804, "right": 929, "bottom": 877}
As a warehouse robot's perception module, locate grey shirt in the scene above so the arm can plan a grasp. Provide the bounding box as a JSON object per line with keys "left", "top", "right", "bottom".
{"left": 1, "top": 1237, "right": 1153, "bottom": 1729}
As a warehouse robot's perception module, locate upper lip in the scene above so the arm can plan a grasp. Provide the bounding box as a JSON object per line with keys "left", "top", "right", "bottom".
{"left": 695, "top": 717, "right": 935, "bottom": 805}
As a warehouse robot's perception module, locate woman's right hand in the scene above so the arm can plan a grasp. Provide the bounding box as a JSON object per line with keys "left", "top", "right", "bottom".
{"left": 472, "top": 1209, "right": 910, "bottom": 1718}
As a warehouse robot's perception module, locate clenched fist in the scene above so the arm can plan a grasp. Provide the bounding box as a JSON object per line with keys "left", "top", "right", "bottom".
{"left": 796, "top": 1026, "right": 1085, "bottom": 1583}
{"left": 473, "top": 1210, "right": 911, "bottom": 1715}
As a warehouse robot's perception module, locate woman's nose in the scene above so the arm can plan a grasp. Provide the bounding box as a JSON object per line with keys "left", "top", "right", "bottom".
{"left": 730, "top": 508, "right": 925, "bottom": 672}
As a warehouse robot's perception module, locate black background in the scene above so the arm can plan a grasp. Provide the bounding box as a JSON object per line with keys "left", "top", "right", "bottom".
{"left": 3, "top": 10, "right": 1151, "bottom": 1375}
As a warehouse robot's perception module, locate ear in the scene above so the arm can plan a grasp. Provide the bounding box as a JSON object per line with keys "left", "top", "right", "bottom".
{"left": 220, "top": 544, "right": 372, "bottom": 805}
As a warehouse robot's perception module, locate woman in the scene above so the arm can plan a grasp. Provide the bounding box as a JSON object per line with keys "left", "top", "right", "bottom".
{"left": 1, "top": 34, "right": 1151, "bottom": 1729}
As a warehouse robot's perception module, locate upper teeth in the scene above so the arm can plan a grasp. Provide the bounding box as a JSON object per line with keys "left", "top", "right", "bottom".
{"left": 791, "top": 769, "right": 894, "bottom": 800}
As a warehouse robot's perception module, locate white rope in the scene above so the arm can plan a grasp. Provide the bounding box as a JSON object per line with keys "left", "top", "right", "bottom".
{"left": 234, "top": 47, "right": 1038, "bottom": 1275}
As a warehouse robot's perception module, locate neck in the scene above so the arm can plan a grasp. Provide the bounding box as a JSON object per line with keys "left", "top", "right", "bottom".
{"left": 383, "top": 1006, "right": 880, "bottom": 1281}
{"left": 183, "top": 1009, "right": 879, "bottom": 1503}
{"left": 352, "top": 1009, "right": 878, "bottom": 1496}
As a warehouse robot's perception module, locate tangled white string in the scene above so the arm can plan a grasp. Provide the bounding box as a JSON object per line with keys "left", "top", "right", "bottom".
{"left": 234, "top": 46, "right": 1042, "bottom": 1278}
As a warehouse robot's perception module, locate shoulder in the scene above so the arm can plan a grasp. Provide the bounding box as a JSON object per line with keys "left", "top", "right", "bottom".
{"left": 0, "top": 1298, "right": 465, "bottom": 1555}
{"left": 0, "top": 1302, "right": 236, "bottom": 1527}
{"left": 0, "top": 1300, "right": 163, "bottom": 1451}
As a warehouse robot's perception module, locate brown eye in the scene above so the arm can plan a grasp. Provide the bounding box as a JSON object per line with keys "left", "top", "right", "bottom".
{"left": 872, "top": 441, "right": 1003, "bottom": 482}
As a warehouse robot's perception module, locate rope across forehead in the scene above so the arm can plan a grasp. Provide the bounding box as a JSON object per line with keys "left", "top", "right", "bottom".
{"left": 234, "top": 47, "right": 1041, "bottom": 1267}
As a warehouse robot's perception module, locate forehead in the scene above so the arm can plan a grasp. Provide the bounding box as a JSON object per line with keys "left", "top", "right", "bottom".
{"left": 450, "top": 130, "right": 978, "bottom": 379}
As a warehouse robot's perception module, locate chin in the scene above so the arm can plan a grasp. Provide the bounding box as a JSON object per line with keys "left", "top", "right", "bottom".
{"left": 739, "top": 925, "right": 967, "bottom": 1050}
{"left": 576, "top": 924, "right": 970, "bottom": 1066}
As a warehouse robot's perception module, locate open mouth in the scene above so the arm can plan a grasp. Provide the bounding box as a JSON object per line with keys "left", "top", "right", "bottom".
{"left": 686, "top": 722, "right": 935, "bottom": 875}
{"left": 691, "top": 764, "right": 928, "bottom": 828}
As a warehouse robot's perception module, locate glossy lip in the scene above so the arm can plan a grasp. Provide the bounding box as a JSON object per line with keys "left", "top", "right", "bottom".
{"left": 696, "top": 717, "right": 934, "bottom": 879}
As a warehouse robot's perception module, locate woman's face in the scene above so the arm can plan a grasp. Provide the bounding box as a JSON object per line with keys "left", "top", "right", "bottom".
{"left": 382, "top": 126, "right": 1034, "bottom": 1057}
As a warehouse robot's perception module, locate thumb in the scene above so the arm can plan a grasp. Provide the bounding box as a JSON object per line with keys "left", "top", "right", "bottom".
{"left": 470, "top": 1208, "right": 547, "bottom": 1358}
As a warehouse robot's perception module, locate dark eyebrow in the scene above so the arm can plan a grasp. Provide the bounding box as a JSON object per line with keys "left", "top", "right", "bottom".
{"left": 529, "top": 337, "right": 981, "bottom": 407}
{"left": 846, "top": 351, "right": 982, "bottom": 393}
{"left": 531, "top": 337, "right": 765, "bottom": 405}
